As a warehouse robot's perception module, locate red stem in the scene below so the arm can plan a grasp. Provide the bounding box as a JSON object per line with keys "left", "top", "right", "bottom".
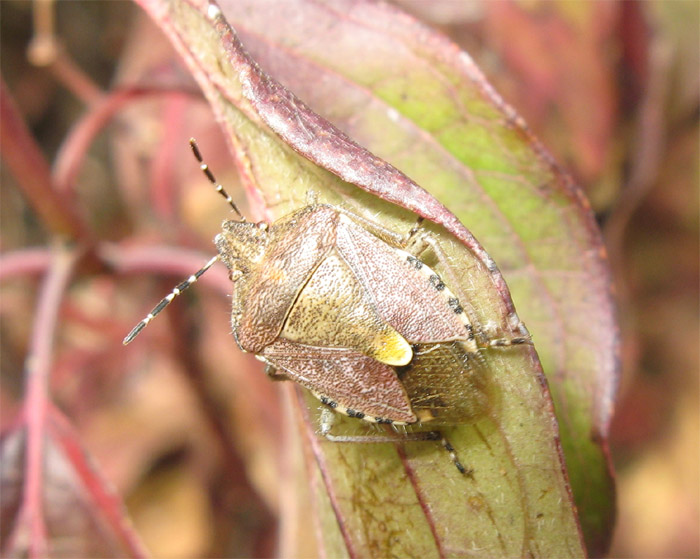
{"left": 0, "top": 78, "right": 90, "bottom": 241}
{"left": 98, "top": 242, "right": 231, "bottom": 295}
{"left": 151, "top": 95, "right": 190, "bottom": 220}
{"left": 47, "top": 48, "right": 104, "bottom": 105}
{"left": 28, "top": 0, "right": 102, "bottom": 104}
{"left": 47, "top": 405, "right": 149, "bottom": 558}
{"left": 53, "top": 86, "right": 200, "bottom": 197}
{"left": 20, "top": 243, "right": 78, "bottom": 558}
{"left": 0, "top": 248, "right": 52, "bottom": 280}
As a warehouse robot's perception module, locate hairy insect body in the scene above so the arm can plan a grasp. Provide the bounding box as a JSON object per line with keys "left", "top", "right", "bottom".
{"left": 216, "top": 204, "right": 488, "bottom": 426}
{"left": 124, "top": 141, "right": 530, "bottom": 474}
{"left": 399, "top": 342, "right": 489, "bottom": 425}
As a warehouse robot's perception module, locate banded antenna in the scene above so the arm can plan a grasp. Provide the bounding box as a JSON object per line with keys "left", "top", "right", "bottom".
{"left": 123, "top": 139, "right": 240, "bottom": 344}
{"left": 123, "top": 255, "right": 219, "bottom": 345}
{"left": 189, "top": 138, "right": 244, "bottom": 220}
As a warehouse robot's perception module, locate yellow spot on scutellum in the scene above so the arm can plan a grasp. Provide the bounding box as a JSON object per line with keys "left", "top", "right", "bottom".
{"left": 369, "top": 329, "right": 412, "bottom": 366}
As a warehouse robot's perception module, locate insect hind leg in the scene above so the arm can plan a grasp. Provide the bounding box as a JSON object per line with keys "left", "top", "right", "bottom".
{"left": 318, "top": 408, "right": 470, "bottom": 475}
{"left": 440, "top": 436, "right": 471, "bottom": 476}
{"left": 406, "top": 227, "right": 533, "bottom": 350}
{"left": 477, "top": 320, "right": 532, "bottom": 350}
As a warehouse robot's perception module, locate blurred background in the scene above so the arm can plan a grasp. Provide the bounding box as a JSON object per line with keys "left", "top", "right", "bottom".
{"left": 1, "top": 1, "right": 698, "bottom": 557}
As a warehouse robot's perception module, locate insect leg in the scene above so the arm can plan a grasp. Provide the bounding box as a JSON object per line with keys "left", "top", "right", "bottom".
{"left": 475, "top": 320, "right": 532, "bottom": 349}
{"left": 408, "top": 230, "right": 532, "bottom": 349}
{"left": 318, "top": 409, "right": 469, "bottom": 475}
{"left": 485, "top": 334, "right": 532, "bottom": 348}
{"left": 440, "top": 436, "right": 471, "bottom": 476}
{"left": 319, "top": 407, "right": 438, "bottom": 443}
{"left": 262, "top": 362, "right": 291, "bottom": 381}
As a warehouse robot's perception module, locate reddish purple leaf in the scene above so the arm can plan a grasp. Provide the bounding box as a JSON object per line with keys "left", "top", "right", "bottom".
{"left": 0, "top": 405, "right": 147, "bottom": 559}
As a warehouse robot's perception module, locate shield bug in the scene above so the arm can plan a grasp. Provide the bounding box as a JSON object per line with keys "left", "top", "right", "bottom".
{"left": 124, "top": 140, "right": 530, "bottom": 473}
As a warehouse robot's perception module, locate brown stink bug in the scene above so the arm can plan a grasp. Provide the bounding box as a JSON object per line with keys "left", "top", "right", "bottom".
{"left": 124, "top": 140, "right": 530, "bottom": 473}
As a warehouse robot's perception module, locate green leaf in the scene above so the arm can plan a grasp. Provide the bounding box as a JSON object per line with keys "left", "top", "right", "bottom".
{"left": 135, "top": 0, "right": 617, "bottom": 556}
